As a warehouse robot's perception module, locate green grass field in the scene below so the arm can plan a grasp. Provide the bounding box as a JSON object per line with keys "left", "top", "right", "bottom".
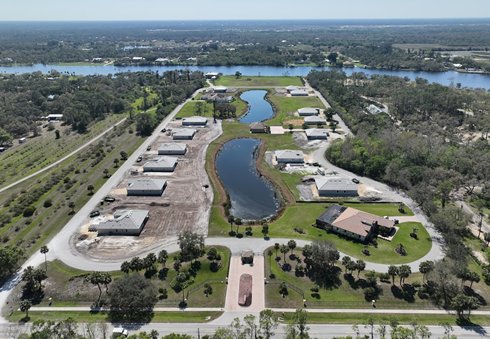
{"left": 215, "top": 76, "right": 303, "bottom": 87}
{"left": 267, "top": 94, "right": 325, "bottom": 126}
{"left": 9, "top": 311, "right": 222, "bottom": 323}
{"left": 176, "top": 100, "right": 215, "bottom": 118}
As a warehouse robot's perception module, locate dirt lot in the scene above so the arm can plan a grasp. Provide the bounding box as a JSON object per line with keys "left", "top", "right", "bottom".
{"left": 74, "top": 120, "right": 222, "bottom": 260}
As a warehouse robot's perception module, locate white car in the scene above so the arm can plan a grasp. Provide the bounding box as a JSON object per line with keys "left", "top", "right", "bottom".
{"left": 112, "top": 327, "right": 128, "bottom": 337}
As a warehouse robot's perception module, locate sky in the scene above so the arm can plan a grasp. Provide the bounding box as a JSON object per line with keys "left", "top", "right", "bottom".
{"left": 1, "top": 0, "right": 489, "bottom": 21}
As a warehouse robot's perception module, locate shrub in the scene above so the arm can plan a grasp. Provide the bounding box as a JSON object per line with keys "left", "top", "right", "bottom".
{"left": 23, "top": 206, "right": 36, "bottom": 218}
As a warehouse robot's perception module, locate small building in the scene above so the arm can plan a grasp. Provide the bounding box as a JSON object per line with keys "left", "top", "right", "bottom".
{"left": 314, "top": 176, "right": 358, "bottom": 197}
{"left": 201, "top": 93, "right": 233, "bottom": 103}
{"left": 298, "top": 107, "right": 320, "bottom": 116}
{"left": 172, "top": 128, "right": 197, "bottom": 140}
{"left": 182, "top": 116, "right": 208, "bottom": 126}
{"left": 366, "top": 104, "right": 383, "bottom": 115}
{"left": 316, "top": 205, "right": 395, "bottom": 243}
{"left": 249, "top": 122, "right": 268, "bottom": 134}
{"left": 305, "top": 128, "right": 328, "bottom": 140}
{"left": 143, "top": 156, "right": 177, "bottom": 172}
{"left": 127, "top": 178, "right": 167, "bottom": 196}
{"left": 95, "top": 210, "right": 149, "bottom": 236}
{"left": 19, "top": 137, "right": 26, "bottom": 144}
{"left": 275, "top": 150, "right": 305, "bottom": 164}
{"left": 304, "top": 116, "right": 327, "bottom": 125}
{"left": 290, "top": 89, "right": 309, "bottom": 96}
{"left": 213, "top": 86, "right": 228, "bottom": 93}
{"left": 47, "top": 94, "right": 56, "bottom": 101}
{"left": 241, "top": 250, "right": 254, "bottom": 264}
{"left": 47, "top": 114, "right": 63, "bottom": 122}
{"left": 158, "top": 143, "right": 187, "bottom": 155}
{"left": 132, "top": 56, "right": 145, "bottom": 61}
{"left": 285, "top": 85, "right": 299, "bottom": 93}
{"left": 205, "top": 72, "right": 220, "bottom": 79}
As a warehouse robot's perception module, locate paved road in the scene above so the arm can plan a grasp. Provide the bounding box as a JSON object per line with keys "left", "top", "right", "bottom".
{"left": 0, "top": 117, "right": 127, "bottom": 194}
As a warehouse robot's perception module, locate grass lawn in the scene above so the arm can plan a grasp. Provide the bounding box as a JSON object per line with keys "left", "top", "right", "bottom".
{"left": 6, "top": 247, "right": 230, "bottom": 315}
{"left": 267, "top": 94, "right": 325, "bottom": 127}
{"left": 278, "top": 312, "right": 490, "bottom": 326}
{"left": 266, "top": 248, "right": 431, "bottom": 310}
{"left": 176, "top": 100, "right": 214, "bottom": 118}
{"left": 215, "top": 76, "right": 303, "bottom": 87}
{"left": 9, "top": 311, "right": 222, "bottom": 323}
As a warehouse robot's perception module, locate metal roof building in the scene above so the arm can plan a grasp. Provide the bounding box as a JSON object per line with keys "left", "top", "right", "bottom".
{"left": 298, "top": 107, "right": 320, "bottom": 116}
{"left": 95, "top": 210, "right": 149, "bottom": 236}
{"left": 143, "top": 156, "right": 177, "bottom": 172}
{"left": 305, "top": 128, "right": 328, "bottom": 140}
{"left": 158, "top": 143, "right": 187, "bottom": 155}
{"left": 304, "top": 116, "right": 327, "bottom": 125}
{"left": 172, "top": 128, "right": 197, "bottom": 140}
{"left": 314, "top": 176, "right": 358, "bottom": 197}
{"left": 290, "top": 89, "right": 309, "bottom": 96}
{"left": 127, "top": 178, "right": 167, "bottom": 196}
{"left": 182, "top": 116, "right": 208, "bottom": 126}
{"left": 275, "top": 150, "right": 305, "bottom": 164}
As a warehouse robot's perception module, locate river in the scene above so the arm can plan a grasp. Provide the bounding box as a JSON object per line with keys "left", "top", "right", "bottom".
{"left": 1, "top": 64, "right": 490, "bottom": 90}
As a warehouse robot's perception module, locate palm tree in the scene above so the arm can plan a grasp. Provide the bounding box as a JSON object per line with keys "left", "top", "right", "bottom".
{"left": 287, "top": 240, "right": 297, "bottom": 258}
{"left": 388, "top": 265, "right": 399, "bottom": 285}
{"left": 19, "top": 300, "right": 31, "bottom": 319}
{"left": 280, "top": 244, "right": 289, "bottom": 263}
{"left": 40, "top": 246, "right": 49, "bottom": 272}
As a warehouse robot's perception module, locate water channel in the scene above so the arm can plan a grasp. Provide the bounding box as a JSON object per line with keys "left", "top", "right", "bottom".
{"left": 215, "top": 90, "right": 279, "bottom": 220}
{"left": 1, "top": 64, "right": 490, "bottom": 90}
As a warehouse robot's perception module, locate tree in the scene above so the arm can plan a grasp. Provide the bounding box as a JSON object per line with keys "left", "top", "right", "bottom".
{"left": 327, "top": 52, "right": 338, "bottom": 64}
{"left": 158, "top": 250, "right": 168, "bottom": 267}
{"left": 280, "top": 244, "right": 289, "bottom": 263}
{"left": 136, "top": 112, "right": 157, "bottom": 136}
{"left": 19, "top": 300, "right": 31, "bottom": 319}
{"left": 287, "top": 240, "right": 297, "bottom": 257}
{"left": 398, "top": 265, "right": 411, "bottom": 285}
{"left": 419, "top": 261, "right": 434, "bottom": 283}
{"left": 279, "top": 282, "right": 288, "bottom": 297}
{"left": 108, "top": 274, "right": 157, "bottom": 322}
{"left": 87, "top": 184, "right": 94, "bottom": 195}
{"left": 176, "top": 271, "right": 190, "bottom": 303}
{"left": 68, "top": 201, "right": 75, "bottom": 214}
{"left": 204, "top": 283, "right": 213, "bottom": 297}
{"left": 40, "top": 246, "right": 49, "bottom": 272}
{"left": 120, "top": 151, "right": 128, "bottom": 160}
{"left": 468, "top": 271, "right": 481, "bottom": 288}
{"left": 259, "top": 309, "right": 278, "bottom": 339}
{"left": 451, "top": 293, "right": 480, "bottom": 319}
{"left": 113, "top": 158, "right": 120, "bottom": 167}
{"left": 207, "top": 247, "right": 219, "bottom": 262}
{"left": 341, "top": 256, "right": 352, "bottom": 269}
{"left": 235, "top": 71, "right": 242, "bottom": 79}
{"left": 129, "top": 257, "right": 144, "bottom": 272}
{"left": 85, "top": 272, "right": 111, "bottom": 306}
{"left": 21, "top": 266, "right": 47, "bottom": 296}
{"left": 228, "top": 215, "right": 235, "bottom": 233}
{"left": 267, "top": 249, "right": 273, "bottom": 269}
{"left": 178, "top": 231, "right": 205, "bottom": 262}
{"left": 364, "top": 316, "right": 375, "bottom": 339}
{"left": 262, "top": 224, "right": 269, "bottom": 238}
{"left": 355, "top": 260, "right": 366, "bottom": 278}
{"left": 103, "top": 168, "right": 110, "bottom": 178}
{"left": 274, "top": 243, "right": 280, "bottom": 257}
{"left": 143, "top": 253, "right": 157, "bottom": 271}
{"left": 309, "top": 240, "right": 340, "bottom": 287}
{"left": 388, "top": 265, "right": 399, "bottom": 285}
{"left": 120, "top": 261, "right": 130, "bottom": 274}
{"left": 286, "top": 309, "right": 309, "bottom": 339}
{"left": 437, "top": 180, "right": 453, "bottom": 209}
{"left": 244, "top": 314, "right": 258, "bottom": 339}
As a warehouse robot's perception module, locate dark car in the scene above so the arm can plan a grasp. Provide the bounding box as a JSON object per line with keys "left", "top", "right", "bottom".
{"left": 104, "top": 196, "right": 116, "bottom": 202}
{"left": 89, "top": 210, "right": 100, "bottom": 218}
{"left": 161, "top": 128, "right": 166, "bottom": 132}
{"left": 352, "top": 178, "right": 360, "bottom": 184}
{"left": 146, "top": 145, "right": 151, "bottom": 151}
{"left": 136, "top": 156, "right": 143, "bottom": 162}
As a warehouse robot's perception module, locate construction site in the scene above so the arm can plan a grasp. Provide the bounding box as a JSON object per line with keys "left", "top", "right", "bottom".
{"left": 74, "top": 118, "right": 222, "bottom": 260}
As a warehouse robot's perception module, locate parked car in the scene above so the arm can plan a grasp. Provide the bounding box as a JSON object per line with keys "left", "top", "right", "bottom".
{"left": 161, "top": 128, "right": 166, "bottom": 132}
{"left": 104, "top": 196, "right": 116, "bottom": 202}
{"left": 112, "top": 327, "right": 128, "bottom": 337}
{"left": 89, "top": 210, "right": 100, "bottom": 218}
{"left": 146, "top": 145, "right": 151, "bottom": 151}
{"left": 352, "top": 178, "right": 360, "bottom": 184}
{"left": 136, "top": 156, "right": 143, "bottom": 162}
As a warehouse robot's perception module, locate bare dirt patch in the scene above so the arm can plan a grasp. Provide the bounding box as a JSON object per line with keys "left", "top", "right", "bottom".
{"left": 74, "top": 121, "right": 222, "bottom": 260}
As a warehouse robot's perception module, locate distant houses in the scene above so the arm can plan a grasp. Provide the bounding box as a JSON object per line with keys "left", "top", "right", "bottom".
{"left": 314, "top": 176, "right": 358, "bottom": 197}
{"left": 127, "top": 178, "right": 167, "bottom": 196}
{"left": 182, "top": 116, "right": 208, "bottom": 126}
{"left": 95, "top": 210, "right": 150, "bottom": 236}
{"left": 213, "top": 86, "right": 228, "bottom": 93}
{"left": 143, "top": 157, "right": 177, "bottom": 172}
{"left": 275, "top": 150, "right": 305, "bottom": 164}
{"left": 47, "top": 114, "right": 63, "bottom": 122}
{"left": 158, "top": 143, "right": 187, "bottom": 155}
{"left": 316, "top": 205, "right": 395, "bottom": 243}
{"left": 201, "top": 93, "right": 233, "bottom": 103}
{"left": 249, "top": 122, "right": 268, "bottom": 134}
{"left": 205, "top": 72, "right": 220, "bottom": 79}
{"left": 172, "top": 128, "right": 197, "bottom": 140}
